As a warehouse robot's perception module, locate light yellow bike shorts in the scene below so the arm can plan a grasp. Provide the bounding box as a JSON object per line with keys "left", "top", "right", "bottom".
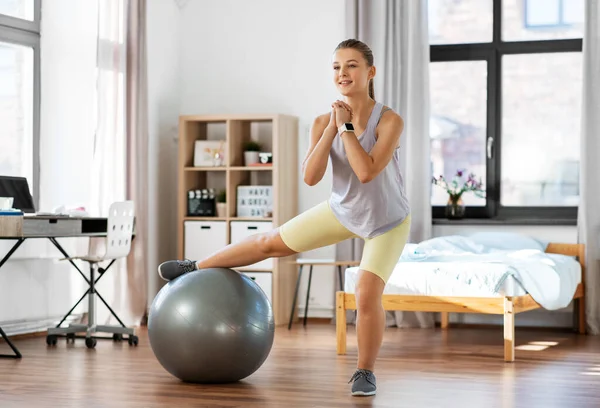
{"left": 279, "top": 200, "right": 411, "bottom": 283}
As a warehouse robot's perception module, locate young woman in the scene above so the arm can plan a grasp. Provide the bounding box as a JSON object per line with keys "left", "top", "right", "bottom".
{"left": 158, "top": 39, "right": 411, "bottom": 397}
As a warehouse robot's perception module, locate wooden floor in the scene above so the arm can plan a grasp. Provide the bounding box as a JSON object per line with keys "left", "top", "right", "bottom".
{"left": 1, "top": 323, "right": 600, "bottom": 407}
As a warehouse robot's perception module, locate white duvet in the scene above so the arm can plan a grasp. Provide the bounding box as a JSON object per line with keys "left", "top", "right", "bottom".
{"left": 345, "top": 235, "right": 582, "bottom": 310}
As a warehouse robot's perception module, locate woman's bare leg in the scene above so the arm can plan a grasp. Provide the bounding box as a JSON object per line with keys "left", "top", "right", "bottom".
{"left": 196, "top": 228, "right": 296, "bottom": 269}
{"left": 347, "top": 269, "right": 386, "bottom": 396}
{"left": 354, "top": 270, "right": 386, "bottom": 372}
{"left": 158, "top": 228, "right": 297, "bottom": 281}
{"left": 158, "top": 200, "right": 355, "bottom": 281}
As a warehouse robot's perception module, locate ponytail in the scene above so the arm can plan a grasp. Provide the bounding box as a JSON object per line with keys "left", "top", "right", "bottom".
{"left": 369, "top": 79, "right": 375, "bottom": 100}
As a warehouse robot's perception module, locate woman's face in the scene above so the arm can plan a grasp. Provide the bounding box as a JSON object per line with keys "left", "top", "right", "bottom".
{"left": 332, "top": 48, "right": 373, "bottom": 97}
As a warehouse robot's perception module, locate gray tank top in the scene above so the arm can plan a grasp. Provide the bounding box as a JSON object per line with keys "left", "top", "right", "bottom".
{"left": 329, "top": 101, "right": 410, "bottom": 239}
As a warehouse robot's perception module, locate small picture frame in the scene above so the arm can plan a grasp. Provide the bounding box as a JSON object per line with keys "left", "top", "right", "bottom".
{"left": 194, "top": 140, "right": 227, "bottom": 167}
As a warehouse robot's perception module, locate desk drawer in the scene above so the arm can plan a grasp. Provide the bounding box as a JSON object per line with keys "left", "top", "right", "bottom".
{"left": 23, "top": 218, "right": 82, "bottom": 237}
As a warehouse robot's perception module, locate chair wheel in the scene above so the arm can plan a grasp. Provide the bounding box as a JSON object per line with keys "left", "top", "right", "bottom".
{"left": 85, "top": 337, "right": 97, "bottom": 349}
{"left": 128, "top": 335, "right": 138, "bottom": 346}
{"left": 113, "top": 333, "right": 123, "bottom": 342}
{"left": 46, "top": 335, "right": 57, "bottom": 346}
{"left": 66, "top": 333, "right": 76, "bottom": 343}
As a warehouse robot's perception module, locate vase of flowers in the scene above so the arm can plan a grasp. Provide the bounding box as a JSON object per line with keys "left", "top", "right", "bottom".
{"left": 432, "top": 170, "right": 485, "bottom": 220}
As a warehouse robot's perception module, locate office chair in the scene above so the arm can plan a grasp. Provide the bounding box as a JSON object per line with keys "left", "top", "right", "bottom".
{"left": 46, "top": 201, "right": 138, "bottom": 349}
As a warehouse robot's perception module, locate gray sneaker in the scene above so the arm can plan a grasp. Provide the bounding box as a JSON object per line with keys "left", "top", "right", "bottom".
{"left": 348, "top": 369, "right": 377, "bottom": 396}
{"left": 158, "top": 259, "right": 198, "bottom": 281}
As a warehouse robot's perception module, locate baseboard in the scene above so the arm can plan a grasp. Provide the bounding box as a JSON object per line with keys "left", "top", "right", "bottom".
{"left": 0, "top": 314, "right": 84, "bottom": 338}
{"left": 297, "top": 306, "right": 334, "bottom": 319}
{"left": 436, "top": 322, "right": 579, "bottom": 332}
{"left": 446, "top": 310, "right": 575, "bottom": 328}
{"left": 296, "top": 308, "right": 573, "bottom": 328}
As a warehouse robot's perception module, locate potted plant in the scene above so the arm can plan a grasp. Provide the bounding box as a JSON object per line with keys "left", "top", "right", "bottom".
{"left": 243, "top": 140, "right": 261, "bottom": 166}
{"left": 216, "top": 190, "right": 227, "bottom": 217}
{"left": 432, "top": 170, "right": 485, "bottom": 219}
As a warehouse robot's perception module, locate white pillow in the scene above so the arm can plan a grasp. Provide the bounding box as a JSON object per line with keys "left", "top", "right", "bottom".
{"left": 467, "top": 232, "right": 547, "bottom": 252}
{"left": 413, "top": 235, "right": 486, "bottom": 254}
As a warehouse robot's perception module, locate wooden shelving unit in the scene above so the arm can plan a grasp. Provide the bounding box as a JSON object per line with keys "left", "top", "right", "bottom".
{"left": 177, "top": 113, "right": 299, "bottom": 326}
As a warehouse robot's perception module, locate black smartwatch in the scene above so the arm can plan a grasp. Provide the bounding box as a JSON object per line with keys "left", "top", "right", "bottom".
{"left": 338, "top": 122, "right": 355, "bottom": 135}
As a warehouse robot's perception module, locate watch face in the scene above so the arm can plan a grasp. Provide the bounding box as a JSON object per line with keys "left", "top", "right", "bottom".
{"left": 345, "top": 123, "right": 354, "bottom": 131}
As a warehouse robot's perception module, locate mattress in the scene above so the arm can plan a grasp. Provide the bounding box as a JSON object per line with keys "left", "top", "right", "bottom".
{"left": 344, "top": 262, "right": 530, "bottom": 298}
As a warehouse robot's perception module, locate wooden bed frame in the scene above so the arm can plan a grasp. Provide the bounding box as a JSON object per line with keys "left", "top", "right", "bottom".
{"left": 335, "top": 243, "right": 586, "bottom": 362}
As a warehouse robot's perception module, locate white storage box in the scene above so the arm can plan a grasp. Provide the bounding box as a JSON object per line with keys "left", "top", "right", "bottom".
{"left": 230, "top": 221, "right": 273, "bottom": 270}
{"left": 236, "top": 185, "right": 272, "bottom": 217}
{"left": 242, "top": 272, "right": 272, "bottom": 303}
{"left": 184, "top": 221, "right": 227, "bottom": 261}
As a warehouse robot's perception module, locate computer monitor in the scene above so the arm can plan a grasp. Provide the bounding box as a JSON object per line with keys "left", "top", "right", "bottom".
{"left": 0, "top": 176, "right": 35, "bottom": 213}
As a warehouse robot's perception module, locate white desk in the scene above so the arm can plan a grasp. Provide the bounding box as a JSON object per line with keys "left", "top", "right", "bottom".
{"left": 0, "top": 216, "right": 113, "bottom": 359}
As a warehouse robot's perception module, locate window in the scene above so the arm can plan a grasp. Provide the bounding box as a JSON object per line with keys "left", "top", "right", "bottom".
{"left": 0, "top": 0, "right": 34, "bottom": 21}
{"left": 429, "top": 0, "right": 583, "bottom": 221}
{"left": 0, "top": 0, "right": 39, "bottom": 205}
{"left": 523, "top": 0, "right": 584, "bottom": 30}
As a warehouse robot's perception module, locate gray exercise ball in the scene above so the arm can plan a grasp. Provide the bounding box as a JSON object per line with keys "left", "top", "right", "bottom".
{"left": 148, "top": 268, "right": 274, "bottom": 383}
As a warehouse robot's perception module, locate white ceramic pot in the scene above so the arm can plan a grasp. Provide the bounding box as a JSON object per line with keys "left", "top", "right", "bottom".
{"left": 216, "top": 202, "right": 227, "bottom": 217}
{"left": 244, "top": 151, "right": 260, "bottom": 166}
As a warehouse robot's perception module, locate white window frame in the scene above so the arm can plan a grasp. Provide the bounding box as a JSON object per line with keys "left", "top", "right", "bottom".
{"left": 0, "top": 0, "right": 41, "bottom": 208}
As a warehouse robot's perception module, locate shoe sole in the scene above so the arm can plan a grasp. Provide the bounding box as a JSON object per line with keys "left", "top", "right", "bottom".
{"left": 157, "top": 265, "right": 168, "bottom": 281}
{"left": 352, "top": 390, "right": 376, "bottom": 396}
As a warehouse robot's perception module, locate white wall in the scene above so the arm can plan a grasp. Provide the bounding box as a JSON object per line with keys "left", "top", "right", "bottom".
{"left": 0, "top": 0, "right": 98, "bottom": 335}
{"left": 146, "top": 0, "right": 181, "bottom": 310}
{"left": 176, "top": 0, "right": 346, "bottom": 317}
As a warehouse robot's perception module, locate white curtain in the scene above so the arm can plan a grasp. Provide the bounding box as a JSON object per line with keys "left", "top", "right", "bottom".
{"left": 338, "top": 0, "right": 433, "bottom": 328}
{"left": 124, "top": 0, "right": 149, "bottom": 328}
{"left": 578, "top": 0, "right": 600, "bottom": 335}
{"left": 91, "top": 0, "right": 148, "bottom": 327}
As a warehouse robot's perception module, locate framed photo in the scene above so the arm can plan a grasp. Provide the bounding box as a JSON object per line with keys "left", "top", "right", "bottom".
{"left": 194, "top": 140, "right": 227, "bottom": 167}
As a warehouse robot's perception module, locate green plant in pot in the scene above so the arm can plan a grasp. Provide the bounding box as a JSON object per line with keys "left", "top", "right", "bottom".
{"left": 216, "top": 190, "right": 226, "bottom": 217}
{"left": 243, "top": 140, "right": 261, "bottom": 166}
{"left": 432, "top": 170, "right": 485, "bottom": 219}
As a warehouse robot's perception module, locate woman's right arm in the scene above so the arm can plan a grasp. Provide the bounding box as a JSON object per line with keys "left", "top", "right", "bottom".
{"left": 302, "top": 113, "right": 338, "bottom": 186}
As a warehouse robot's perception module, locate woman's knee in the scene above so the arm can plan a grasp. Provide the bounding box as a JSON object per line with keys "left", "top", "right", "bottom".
{"left": 355, "top": 270, "right": 385, "bottom": 311}
{"left": 254, "top": 229, "right": 296, "bottom": 257}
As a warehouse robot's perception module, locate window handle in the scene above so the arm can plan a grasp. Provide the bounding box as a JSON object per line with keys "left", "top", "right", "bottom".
{"left": 487, "top": 137, "right": 494, "bottom": 159}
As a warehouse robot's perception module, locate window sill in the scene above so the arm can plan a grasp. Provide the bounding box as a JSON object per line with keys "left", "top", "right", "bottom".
{"left": 432, "top": 218, "right": 577, "bottom": 226}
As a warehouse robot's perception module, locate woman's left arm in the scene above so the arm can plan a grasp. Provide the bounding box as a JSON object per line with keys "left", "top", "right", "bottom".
{"left": 341, "top": 112, "right": 404, "bottom": 183}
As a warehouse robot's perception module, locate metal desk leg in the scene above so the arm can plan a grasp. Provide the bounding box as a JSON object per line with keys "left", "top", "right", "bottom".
{"left": 0, "top": 326, "right": 22, "bottom": 359}
{"left": 0, "top": 238, "right": 25, "bottom": 359}
{"left": 303, "top": 265, "right": 313, "bottom": 326}
{"left": 288, "top": 265, "right": 303, "bottom": 330}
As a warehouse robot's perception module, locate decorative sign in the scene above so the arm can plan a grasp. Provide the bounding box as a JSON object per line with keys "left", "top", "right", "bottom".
{"left": 237, "top": 186, "right": 272, "bottom": 217}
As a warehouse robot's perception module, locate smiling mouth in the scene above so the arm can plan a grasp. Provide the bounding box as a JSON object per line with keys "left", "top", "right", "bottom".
{"left": 339, "top": 80, "right": 353, "bottom": 86}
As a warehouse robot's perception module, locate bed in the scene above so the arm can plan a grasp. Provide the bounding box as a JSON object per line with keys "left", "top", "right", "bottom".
{"left": 335, "top": 234, "right": 586, "bottom": 362}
